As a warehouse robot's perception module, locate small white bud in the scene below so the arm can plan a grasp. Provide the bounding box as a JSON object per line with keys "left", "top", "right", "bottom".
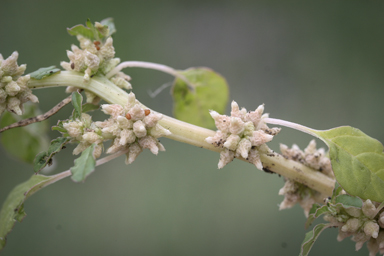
{"left": 248, "top": 149, "right": 263, "bottom": 170}
{"left": 128, "top": 104, "right": 145, "bottom": 121}
{"left": 101, "top": 104, "right": 124, "bottom": 118}
{"left": 6, "top": 97, "right": 22, "bottom": 115}
{"left": 345, "top": 207, "right": 363, "bottom": 218}
{"left": 133, "top": 120, "right": 147, "bottom": 138}
{"left": 223, "top": 134, "right": 240, "bottom": 151}
{"left": 229, "top": 117, "right": 245, "bottom": 135}
{"left": 364, "top": 221, "right": 380, "bottom": 238}
{"left": 341, "top": 218, "right": 362, "bottom": 233}
{"left": 143, "top": 112, "right": 162, "bottom": 127}
{"left": 148, "top": 124, "right": 171, "bottom": 138}
{"left": 218, "top": 148, "right": 235, "bottom": 169}
{"left": 125, "top": 142, "right": 142, "bottom": 164}
{"left": 5, "top": 81, "right": 20, "bottom": 96}
{"left": 249, "top": 130, "right": 273, "bottom": 147}
{"left": 116, "top": 115, "right": 133, "bottom": 129}
{"left": 362, "top": 199, "right": 377, "bottom": 219}
{"left": 236, "top": 138, "right": 252, "bottom": 159}
{"left": 119, "top": 129, "right": 136, "bottom": 145}
{"left": 209, "top": 110, "right": 230, "bottom": 133}
{"left": 139, "top": 136, "right": 159, "bottom": 155}
{"left": 82, "top": 132, "right": 102, "bottom": 144}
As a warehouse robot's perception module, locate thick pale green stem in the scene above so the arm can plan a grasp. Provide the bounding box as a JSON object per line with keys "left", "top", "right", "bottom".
{"left": 28, "top": 72, "right": 335, "bottom": 196}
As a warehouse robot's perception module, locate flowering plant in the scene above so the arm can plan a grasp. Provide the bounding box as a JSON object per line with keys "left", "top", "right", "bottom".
{"left": 1, "top": 19, "right": 383, "bottom": 256}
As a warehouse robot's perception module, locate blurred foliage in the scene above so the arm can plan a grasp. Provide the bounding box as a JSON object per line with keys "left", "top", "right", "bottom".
{"left": 0, "top": 0, "right": 383, "bottom": 255}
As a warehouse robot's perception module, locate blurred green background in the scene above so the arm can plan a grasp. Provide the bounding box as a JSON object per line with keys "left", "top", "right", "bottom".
{"left": 1, "top": 1, "right": 384, "bottom": 255}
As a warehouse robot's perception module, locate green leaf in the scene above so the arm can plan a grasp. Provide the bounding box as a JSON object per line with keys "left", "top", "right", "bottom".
{"left": 82, "top": 103, "right": 99, "bottom": 113}
{"left": 299, "top": 223, "right": 331, "bottom": 256}
{"left": 0, "top": 105, "right": 49, "bottom": 163}
{"left": 67, "top": 19, "right": 110, "bottom": 41}
{"left": 313, "top": 127, "right": 384, "bottom": 202}
{"left": 29, "top": 66, "right": 61, "bottom": 80}
{"left": 305, "top": 204, "right": 330, "bottom": 229}
{"left": 334, "top": 194, "right": 363, "bottom": 208}
{"left": 172, "top": 67, "right": 229, "bottom": 129}
{"left": 67, "top": 20, "right": 96, "bottom": 40}
{"left": 100, "top": 17, "right": 116, "bottom": 37}
{"left": 0, "top": 172, "right": 68, "bottom": 251}
{"left": 70, "top": 144, "right": 96, "bottom": 182}
{"left": 71, "top": 91, "right": 83, "bottom": 120}
{"left": 33, "top": 137, "right": 70, "bottom": 173}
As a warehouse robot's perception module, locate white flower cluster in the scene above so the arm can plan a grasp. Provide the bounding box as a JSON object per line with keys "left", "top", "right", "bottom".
{"left": 0, "top": 52, "right": 38, "bottom": 115}
{"left": 62, "top": 112, "right": 104, "bottom": 159}
{"left": 61, "top": 22, "right": 131, "bottom": 103}
{"left": 61, "top": 92, "right": 171, "bottom": 164}
{"left": 206, "top": 101, "right": 280, "bottom": 169}
{"left": 324, "top": 199, "right": 384, "bottom": 255}
{"left": 278, "top": 140, "right": 334, "bottom": 216}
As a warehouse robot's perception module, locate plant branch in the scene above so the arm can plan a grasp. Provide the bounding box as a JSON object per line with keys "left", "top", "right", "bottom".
{"left": 0, "top": 94, "right": 73, "bottom": 133}
{"left": 28, "top": 72, "right": 335, "bottom": 197}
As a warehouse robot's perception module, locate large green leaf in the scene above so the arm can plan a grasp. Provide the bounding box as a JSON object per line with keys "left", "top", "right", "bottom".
{"left": 70, "top": 144, "right": 96, "bottom": 182}
{"left": 0, "top": 105, "right": 49, "bottom": 163}
{"left": 299, "top": 223, "right": 331, "bottom": 256}
{"left": 172, "top": 67, "right": 229, "bottom": 129}
{"left": 0, "top": 172, "right": 68, "bottom": 251}
{"left": 313, "top": 127, "right": 384, "bottom": 202}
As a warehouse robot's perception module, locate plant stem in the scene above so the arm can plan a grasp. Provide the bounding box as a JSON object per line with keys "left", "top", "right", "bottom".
{"left": 28, "top": 72, "right": 335, "bottom": 197}
{"left": 105, "top": 61, "right": 194, "bottom": 90}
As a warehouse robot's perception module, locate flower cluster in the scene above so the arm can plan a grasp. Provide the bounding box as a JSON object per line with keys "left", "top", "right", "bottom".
{"left": 324, "top": 199, "right": 384, "bottom": 255}
{"left": 0, "top": 52, "right": 38, "bottom": 115}
{"left": 278, "top": 140, "right": 334, "bottom": 216}
{"left": 60, "top": 92, "right": 170, "bottom": 164}
{"left": 61, "top": 22, "right": 131, "bottom": 104}
{"left": 206, "top": 101, "right": 280, "bottom": 169}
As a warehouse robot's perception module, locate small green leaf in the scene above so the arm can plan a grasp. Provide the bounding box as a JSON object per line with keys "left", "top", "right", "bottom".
{"left": 172, "top": 67, "right": 229, "bottom": 129}
{"left": 71, "top": 91, "right": 83, "bottom": 120}
{"left": 82, "top": 103, "right": 99, "bottom": 113}
{"left": 70, "top": 144, "right": 96, "bottom": 182}
{"left": 29, "top": 66, "right": 61, "bottom": 80}
{"left": 100, "top": 17, "right": 116, "bottom": 37}
{"left": 33, "top": 137, "right": 70, "bottom": 173}
{"left": 305, "top": 204, "right": 330, "bottom": 229}
{"left": 67, "top": 19, "right": 109, "bottom": 41}
{"left": 0, "top": 105, "right": 49, "bottom": 163}
{"left": 300, "top": 223, "right": 331, "bottom": 256}
{"left": 313, "top": 127, "right": 384, "bottom": 202}
{"left": 0, "top": 173, "right": 68, "bottom": 251}
{"left": 67, "top": 19, "right": 96, "bottom": 40}
{"left": 334, "top": 194, "right": 363, "bottom": 208}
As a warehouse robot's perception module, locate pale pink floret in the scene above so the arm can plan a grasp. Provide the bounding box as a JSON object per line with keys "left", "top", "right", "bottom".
{"left": 229, "top": 117, "right": 245, "bottom": 135}
{"left": 125, "top": 142, "right": 143, "bottom": 164}
{"left": 128, "top": 104, "right": 145, "bottom": 121}
{"left": 119, "top": 129, "right": 136, "bottom": 145}
{"left": 139, "top": 136, "right": 161, "bottom": 155}
{"left": 143, "top": 112, "right": 163, "bottom": 127}
{"left": 101, "top": 104, "right": 124, "bottom": 118}
{"left": 223, "top": 134, "right": 240, "bottom": 151}
{"left": 218, "top": 149, "right": 235, "bottom": 169}
{"left": 133, "top": 120, "right": 147, "bottom": 138}
{"left": 249, "top": 130, "right": 273, "bottom": 147}
{"left": 236, "top": 138, "right": 252, "bottom": 159}
{"left": 209, "top": 110, "right": 230, "bottom": 133}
